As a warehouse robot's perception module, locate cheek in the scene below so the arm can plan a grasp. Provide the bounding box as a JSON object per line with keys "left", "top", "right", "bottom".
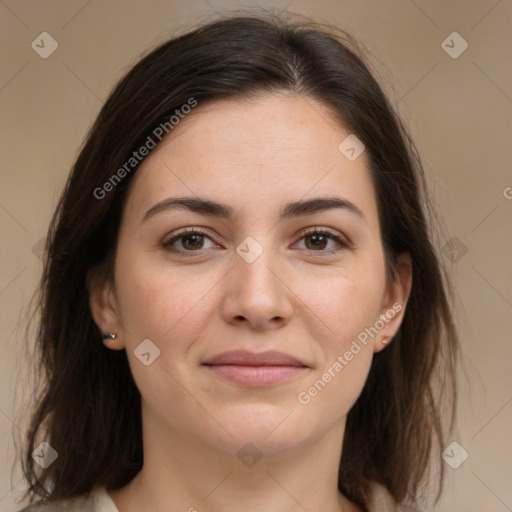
{"left": 296, "top": 344, "right": 373, "bottom": 426}
{"left": 113, "top": 249, "right": 223, "bottom": 350}
{"left": 112, "top": 253, "right": 222, "bottom": 418}
{"left": 304, "top": 259, "right": 386, "bottom": 351}
{"left": 330, "top": 279, "right": 382, "bottom": 344}
{"left": 294, "top": 264, "right": 385, "bottom": 416}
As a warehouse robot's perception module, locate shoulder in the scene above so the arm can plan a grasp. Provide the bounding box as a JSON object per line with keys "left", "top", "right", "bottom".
{"left": 17, "top": 487, "right": 118, "bottom": 512}
{"left": 18, "top": 496, "right": 87, "bottom": 512}
{"left": 366, "top": 482, "right": 399, "bottom": 512}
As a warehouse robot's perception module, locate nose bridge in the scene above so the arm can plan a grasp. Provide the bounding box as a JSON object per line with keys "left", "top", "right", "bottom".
{"left": 223, "top": 232, "right": 293, "bottom": 327}
{"left": 235, "top": 233, "right": 282, "bottom": 296}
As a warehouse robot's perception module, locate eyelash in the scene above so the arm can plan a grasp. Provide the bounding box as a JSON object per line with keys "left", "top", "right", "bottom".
{"left": 162, "top": 227, "right": 351, "bottom": 257}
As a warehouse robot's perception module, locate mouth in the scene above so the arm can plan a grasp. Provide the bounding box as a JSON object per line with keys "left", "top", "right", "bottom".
{"left": 202, "top": 350, "right": 309, "bottom": 387}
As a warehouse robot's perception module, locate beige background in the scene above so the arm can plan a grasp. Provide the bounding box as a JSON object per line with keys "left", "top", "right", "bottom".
{"left": 1, "top": 1, "right": 511, "bottom": 510}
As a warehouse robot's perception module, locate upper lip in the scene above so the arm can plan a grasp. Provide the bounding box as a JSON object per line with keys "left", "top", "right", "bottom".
{"left": 203, "top": 350, "right": 307, "bottom": 367}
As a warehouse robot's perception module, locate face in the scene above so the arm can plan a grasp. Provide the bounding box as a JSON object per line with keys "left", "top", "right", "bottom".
{"left": 90, "top": 94, "right": 410, "bottom": 458}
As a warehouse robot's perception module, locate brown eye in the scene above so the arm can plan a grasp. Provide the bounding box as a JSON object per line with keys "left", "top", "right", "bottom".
{"left": 294, "top": 229, "right": 350, "bottom": 254}
{"left": 304, "top": 233, "right": 329, "bottom": 250}
{"left": 163, "top": 229, "right": 218, "bottom": 254}
{"left": 181, "top": 233, "right": 205, "bottom": 250}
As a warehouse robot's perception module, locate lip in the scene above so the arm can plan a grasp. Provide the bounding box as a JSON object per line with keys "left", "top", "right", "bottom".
{"left": 203, "top": 350, "right": 306, "bottom": 367}
{"left": 203, "top": 350, "right": 309, "bottom": 387}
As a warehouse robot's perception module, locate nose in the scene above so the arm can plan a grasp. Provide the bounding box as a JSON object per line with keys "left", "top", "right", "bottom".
{"left": 220, "top": 243, "right": 294, "bottom": 331}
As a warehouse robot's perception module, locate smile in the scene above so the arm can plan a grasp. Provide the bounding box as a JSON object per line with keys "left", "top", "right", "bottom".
{"left": 202, "top": 350, "right": 310, "bottom": 387}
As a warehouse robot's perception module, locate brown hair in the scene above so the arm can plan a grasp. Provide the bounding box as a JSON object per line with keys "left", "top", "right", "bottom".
{"left": 20, "top": 11, "right": 459, "bottom": 510}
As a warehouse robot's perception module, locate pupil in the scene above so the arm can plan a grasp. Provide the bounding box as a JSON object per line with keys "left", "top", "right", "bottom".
{"left": 184, "top": 234, "right": 203, "bottom": 249}
{"left": 308, "top": 234, "right": 326, "bottom": 250}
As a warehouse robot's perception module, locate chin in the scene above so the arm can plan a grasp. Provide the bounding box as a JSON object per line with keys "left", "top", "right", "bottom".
{"left": 207, "top": 403, "right": 313, "bottom": 455}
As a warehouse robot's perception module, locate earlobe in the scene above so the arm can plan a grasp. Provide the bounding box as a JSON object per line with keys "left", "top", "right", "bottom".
{"left": 87, "top": 269, "right": 125, "bottom": 350}
{"left": 374, "top": 252, "right": 412, "bottom": 353}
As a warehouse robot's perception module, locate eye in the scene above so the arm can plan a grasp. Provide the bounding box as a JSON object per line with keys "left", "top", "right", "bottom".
{"left": 162, "top": 227, "right": 351, "bottom": 256}
{"left": 162, "top": 228, "right": 219, "bottom": 254}
{"left": 293, "top": 228, "right": 350, "bottom": 254}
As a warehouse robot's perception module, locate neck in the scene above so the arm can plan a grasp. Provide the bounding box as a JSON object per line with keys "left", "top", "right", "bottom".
{"left": 109, "top": 412, "right": 360, "bottom": 512}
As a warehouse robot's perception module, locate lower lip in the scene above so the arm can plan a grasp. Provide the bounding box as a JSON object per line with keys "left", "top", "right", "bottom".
{"left": 205, "top": 364, "right": 307, "bottom": 387}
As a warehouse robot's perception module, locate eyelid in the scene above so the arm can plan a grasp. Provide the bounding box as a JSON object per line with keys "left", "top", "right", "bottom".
{"left": 293, "top": 226, "right": 352, "bottom": 252}
{"left": 296, "top": 226, "right": 348, "bottom": 241}
{"left": 162, "top": 226, "right": 352, "bottom": 255}
{"left": 162, "top": 227, "right": 218, "bottom": 253}
{"left": 162, "top": 226, "right": 211, "bottom": 244}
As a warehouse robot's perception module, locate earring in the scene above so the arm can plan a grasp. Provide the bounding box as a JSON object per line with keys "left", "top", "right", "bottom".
{"left": 102, "top": 333, "right": 117, "bottom": 340}
{"left": 382, "top": 336, "right": 391, "bottom": 345}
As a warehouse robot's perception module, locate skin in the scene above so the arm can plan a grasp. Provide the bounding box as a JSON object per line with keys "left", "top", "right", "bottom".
{"left": 89, "top": 93, "right": 412, "bottom": 512}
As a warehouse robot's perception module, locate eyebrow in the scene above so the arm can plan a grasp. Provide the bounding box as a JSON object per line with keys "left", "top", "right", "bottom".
{"left": 141, "top": 196, "right": 365, "bottom": 224}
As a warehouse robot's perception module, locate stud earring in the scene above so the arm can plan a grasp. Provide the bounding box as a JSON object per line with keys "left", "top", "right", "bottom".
{"left": 382, "top": 336, "right": 391, "bottom": 344}
{"left": 102, "top": 333, "right": 117, "bottom": 340}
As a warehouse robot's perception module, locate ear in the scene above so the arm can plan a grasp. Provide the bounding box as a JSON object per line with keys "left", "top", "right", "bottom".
{"left": 374, "top": 252, "right": 412, "bottom": 353}
{"left": 86, "top": 267, "right": 125, "bottom": 351}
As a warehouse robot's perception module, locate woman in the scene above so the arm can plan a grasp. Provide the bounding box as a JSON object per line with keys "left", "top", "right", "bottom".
{"left": 19, "top": 12, "right": 459, "bottom": 512}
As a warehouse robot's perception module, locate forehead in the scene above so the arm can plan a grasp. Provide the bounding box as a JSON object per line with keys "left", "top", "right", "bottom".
{"left": 123, "top": 94, "right": 378, "bottom": 225}
{"left": 153, "top": 94, "right": 349, "bottom": 169}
